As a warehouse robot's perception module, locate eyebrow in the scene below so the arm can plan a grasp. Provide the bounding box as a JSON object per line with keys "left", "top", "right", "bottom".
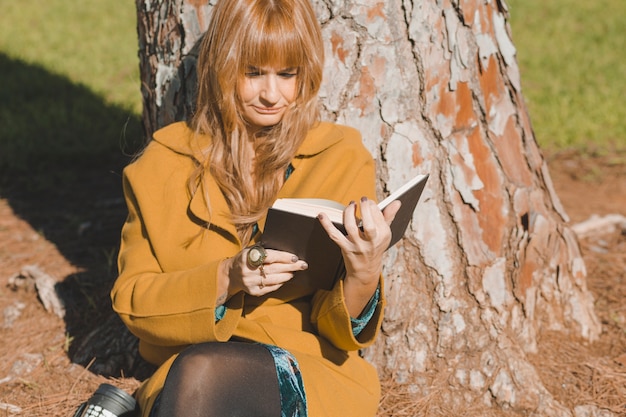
{"left": 245, "top": 65, "right": 298, "bottom": 72}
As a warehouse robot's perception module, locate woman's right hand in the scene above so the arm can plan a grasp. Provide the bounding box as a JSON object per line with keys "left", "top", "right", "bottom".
{"left": 218, "top": 247, "right": 308, "bottom": 302}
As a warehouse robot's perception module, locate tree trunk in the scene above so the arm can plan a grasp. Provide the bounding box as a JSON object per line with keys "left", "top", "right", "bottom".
{"left": 134, "top": 0, "right": 601, "bottom": 414}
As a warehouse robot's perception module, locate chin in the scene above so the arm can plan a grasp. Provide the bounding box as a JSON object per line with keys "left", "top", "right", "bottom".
{"left": 253, "top": 117, "right": 283, "bottom": 129}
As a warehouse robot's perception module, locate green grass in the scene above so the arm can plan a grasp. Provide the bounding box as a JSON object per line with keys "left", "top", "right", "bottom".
{"left": 507, "top": 0, "right": 626, "bottom": 152}
{"left": 0, "top": 0, "right": 143, "bottom": 182}
{"left": 0, "top": 54, "right": 140, "bottom": 170}
{"left": 0, "top": 0, "right": 141, "bottom": 113}
{"left": 0, "top": 0, "right": 623, "bottom": 175}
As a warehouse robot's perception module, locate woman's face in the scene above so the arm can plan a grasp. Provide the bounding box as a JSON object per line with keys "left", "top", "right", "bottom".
{"left": 238, "top": 65, "right": 298, "bottom": 132}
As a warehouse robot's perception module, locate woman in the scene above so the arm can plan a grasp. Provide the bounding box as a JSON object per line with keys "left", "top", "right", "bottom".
{"left": 111, "top": 0, "right": 400, "bottom": 415}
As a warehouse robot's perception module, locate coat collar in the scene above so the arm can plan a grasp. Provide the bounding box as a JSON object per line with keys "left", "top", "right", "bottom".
{"left": 151, "top": 121, "right": 345, "bottom": 244}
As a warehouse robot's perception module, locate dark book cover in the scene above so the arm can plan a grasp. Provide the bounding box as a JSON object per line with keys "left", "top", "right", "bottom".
{"left": 261, "top": 174, "right": 429, "bottom": 290}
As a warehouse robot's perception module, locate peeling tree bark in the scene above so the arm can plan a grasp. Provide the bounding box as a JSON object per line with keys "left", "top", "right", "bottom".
{"left": 134, "top": 0, "right": 601, "bottom": 415}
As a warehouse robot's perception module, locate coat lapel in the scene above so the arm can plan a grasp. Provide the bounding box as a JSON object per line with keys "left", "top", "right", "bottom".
{"left": 188, "top": 175, "right": 240, "bottom": 245}
{"left": 153, "top": 122, "right": 240, "bottom": 244}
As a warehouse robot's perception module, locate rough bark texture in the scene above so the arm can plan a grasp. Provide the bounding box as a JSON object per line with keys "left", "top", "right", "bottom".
{"left": 135, "top": 0, "right": 601, "bottom": 415}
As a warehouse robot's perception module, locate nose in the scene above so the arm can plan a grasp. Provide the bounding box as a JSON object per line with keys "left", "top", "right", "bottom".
{"left": 259, "top": 74, "right": 280, "bottom": 104}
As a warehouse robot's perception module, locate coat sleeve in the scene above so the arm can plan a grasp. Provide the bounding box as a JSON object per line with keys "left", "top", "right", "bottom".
{"left": 111, "top": 163, "right": 242, "bottom": 348}
{"left": 309, "top": 160, "right": 387, "bottom": 351}
{"left": 311, "top": 277, "right": 386, "bottom": 351}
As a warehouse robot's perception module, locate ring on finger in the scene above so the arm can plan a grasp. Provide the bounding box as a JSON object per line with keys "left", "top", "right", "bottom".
{"left": 247, "top": 245, "right": 267, "bottom": 269}
{"left": 259, "top": 264, "right": 266, "bottom": 289}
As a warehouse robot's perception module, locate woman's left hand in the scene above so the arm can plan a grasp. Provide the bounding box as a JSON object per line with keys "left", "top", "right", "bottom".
{"left": 317, "top": 197, "right": 401, "bottom": 316}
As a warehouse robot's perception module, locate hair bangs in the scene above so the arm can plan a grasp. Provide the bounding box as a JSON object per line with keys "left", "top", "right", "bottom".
{"left": 240, "top": 10, "right": 305, "bottom": 71}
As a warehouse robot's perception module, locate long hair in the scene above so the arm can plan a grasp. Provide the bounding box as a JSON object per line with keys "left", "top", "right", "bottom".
{"left": 190, "top": 0, "right": 324, "bottom": 244}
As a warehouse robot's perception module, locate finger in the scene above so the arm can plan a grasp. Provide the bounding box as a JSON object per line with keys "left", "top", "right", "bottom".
{"left": 264, "top": 248, "right": 301, "bottom": 265}
{"left": 255, "top": 281, "right": 286, "bottom": 296}
{"left": 317, "top": 211, "right": 351, "bottom": 246}
{"left": 382, "top": 200, "right": 401, "bottom": 225}
{"left": 262, "top": 270, "right": 296, "bottom": 287}
{"left": 253, "top": 270, "right": 294, "bottom": 295}
{"left": 342, "top": 201, "right": 362, "bottom": 238}
{"left": 357, "top": 197, "right": 381, "bottom": 239}
{"left": 263, "top": 250, "right": 308, "bottom": 273}
{"left": 257, "top": 262, "right": 305, "bottom": 280}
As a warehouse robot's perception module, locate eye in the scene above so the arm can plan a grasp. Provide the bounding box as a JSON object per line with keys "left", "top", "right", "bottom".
{"left": 245, "top": 66, "right": 261, "bottom": 77}
{"left": 278, "top": 68, "right": 298, "bottom": 78}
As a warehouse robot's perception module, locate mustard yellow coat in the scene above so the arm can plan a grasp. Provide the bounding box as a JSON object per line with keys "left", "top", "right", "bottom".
{"left": 111, "top": 121, "right": 386, "bottom": 416}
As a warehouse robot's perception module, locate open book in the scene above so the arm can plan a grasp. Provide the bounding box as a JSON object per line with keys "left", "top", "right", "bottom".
{"left": 261, "top": 174, "right": 429, "bottom": 290}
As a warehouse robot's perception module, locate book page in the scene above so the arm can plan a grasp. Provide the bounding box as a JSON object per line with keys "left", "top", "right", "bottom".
{"left": 271, "top": 198, "right": 346, "bottom": 223}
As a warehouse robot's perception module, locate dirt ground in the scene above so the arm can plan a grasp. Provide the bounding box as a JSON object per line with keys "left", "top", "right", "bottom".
{"left": 0, "top": 150, "right": 624, "bottom": 416}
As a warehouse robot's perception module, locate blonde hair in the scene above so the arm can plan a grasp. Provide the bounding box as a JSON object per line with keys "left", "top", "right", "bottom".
{"left": 190, "top": 0, "right": 324, "bottom": 244}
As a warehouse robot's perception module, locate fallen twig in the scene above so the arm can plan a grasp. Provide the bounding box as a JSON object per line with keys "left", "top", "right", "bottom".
{"left": 571, "top": 214, "right": 626, "bottom": 239}
{"left": 7, "top": 265, "right": 65, "bottom": 318}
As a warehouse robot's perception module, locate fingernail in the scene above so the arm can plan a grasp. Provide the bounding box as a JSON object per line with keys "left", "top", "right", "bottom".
{"left": 349, "top": 200, "right": 356, "bottom": 205}
{"left": 361, "top": 196, "right": 368, "bottom": 202}
{"left": 292, "top": 255, "right": 298, "bottom": 263}
{"left": 301, "top": 262, "right": 309, "bottom": 270}
{"left": 317, "top": 213, "right": 324, "bottom": 220}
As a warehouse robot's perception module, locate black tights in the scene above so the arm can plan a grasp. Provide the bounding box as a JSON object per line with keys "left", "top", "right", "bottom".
{"left": 153, "top": 342, "right": 282, "bottom": 417}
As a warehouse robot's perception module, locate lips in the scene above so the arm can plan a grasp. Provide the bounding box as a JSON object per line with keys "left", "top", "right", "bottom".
{"left": 252, "top": 106, "right": 283, "bottom": 114}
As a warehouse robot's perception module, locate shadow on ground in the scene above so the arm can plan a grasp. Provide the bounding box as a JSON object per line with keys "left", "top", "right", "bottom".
{"left": 0, "top": 52, "right": 154, "bottom": 379}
